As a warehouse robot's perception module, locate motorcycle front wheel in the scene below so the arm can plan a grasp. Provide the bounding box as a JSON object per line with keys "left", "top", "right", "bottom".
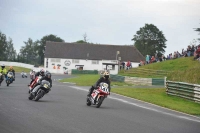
{"left": 34, "top": 90, "right": 44, "bottom": 101}
{"left": 28, "top": 93, "right": 34, "bottom": 100}
{"left": 86, "top": 97, "right": 91, "bottom": 106}
{"left": 96, "top": 96, "right": 105, "bottom": 108}
{"left": 6, "top": 80, "right": 9, "bottom": 86}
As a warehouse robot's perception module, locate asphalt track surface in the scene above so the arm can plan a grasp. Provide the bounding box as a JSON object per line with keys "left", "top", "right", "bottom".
{"left": 0, "top": 73, "right": 200, "bottom": 133}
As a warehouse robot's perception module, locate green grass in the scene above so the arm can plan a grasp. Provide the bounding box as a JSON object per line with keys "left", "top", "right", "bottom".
{"left": 119, "top": 57, "right": 200, "bottom": 84}
{"left": 5, "top": 66, "right": 31, "bottom": 73}
{"left": 112, "top": 88, "right": 200, "bottom": 115}
{"left": 59, "top": 74, "right": 132, "bottom": 86}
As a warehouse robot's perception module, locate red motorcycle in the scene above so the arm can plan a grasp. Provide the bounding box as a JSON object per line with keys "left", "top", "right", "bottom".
{"left": 86, "top": 82, "right": 110, "bottom": 108}
{"left": 29, "top": 76, "right": 42, "bottom": 93}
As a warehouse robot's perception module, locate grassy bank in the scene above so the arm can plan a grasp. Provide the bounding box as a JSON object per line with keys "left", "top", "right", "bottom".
{"left": 119, "top": 57, "right": 200, "bottom": 84}
{"left": 59, "top": 74, "right": 200, "bottom": 115}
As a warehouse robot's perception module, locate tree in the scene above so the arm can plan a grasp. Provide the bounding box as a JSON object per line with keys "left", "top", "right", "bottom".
{"left": 19, "top": 38, "right": 40, "bottom": 64}
{"left": 76, "top": 40, "right": 87, "bottom": 43}
{"left": 75, "top": 33, "right": 89, "bottom": 43}
{"left": 38, "top": 34, "right": 64, "bottom": 64}
{"left": 0, "top": 32, "right": 17, "bottom": 61}
{"left": 5, "top": 38, "right": 17, "bottom": 61}
{"left": 194, "top": 26, "right": 200, "bottom": 42}
{"left": 83, "top": 33, "right": 89, "bottom": 42}
{"left": 0, "top": 31, "right": 7, "bottom": 60}
{"left": 132, "top": 24, "right": 167, "bottom": 57}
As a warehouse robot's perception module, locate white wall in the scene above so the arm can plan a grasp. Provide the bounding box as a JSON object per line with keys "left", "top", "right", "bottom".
{"left": 0, "top": 60, "right": 140, "bottom": 74}
{"left": 44, "top": 58, "right": 120, "bottom": 74}
{"left": 0, "top": 61, "right": 34, "bottom": 69}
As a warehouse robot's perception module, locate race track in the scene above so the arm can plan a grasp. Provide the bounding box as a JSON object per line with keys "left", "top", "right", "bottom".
{"left": 0, "top": 73, "right": 199, "bottom": 133}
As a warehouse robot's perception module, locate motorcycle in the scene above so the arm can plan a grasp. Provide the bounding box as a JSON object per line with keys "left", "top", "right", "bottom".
{"left": 28, "top": 80, "right": 51, "bottom": 101}
{"left": 0, "top": 73, "right": 3, "bottom": 84}
{"left": 86, "top": 82, "right": 110, "bottom": 108}
{"left": 21, "top": 72, "right": 27, "bottom": 78}
{"left": 6, "top": 72, "right": 14, "bottom": 86}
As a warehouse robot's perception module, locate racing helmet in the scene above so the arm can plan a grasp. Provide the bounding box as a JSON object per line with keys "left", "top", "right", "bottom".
{"left": 103, "top": 71, "right": 109, "bottom": 79}
{"left": 1, "top": 64, "right": 5, "bottom": 69}
{"left": 45, "top": 72, "right": 51, "bottom": 79}
{"left": 9, "top": 66, "right": 13, "bottom": 70}
{"left": 40, "top": 69, "right": 45, "bottom": 76}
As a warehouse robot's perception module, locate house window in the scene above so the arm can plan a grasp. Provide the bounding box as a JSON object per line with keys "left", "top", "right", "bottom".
{"left": 72, "top": 59, "right": 79, "bottom": 63}
{"left": 92, "top": 60, "right": 99, "bottom": 64}
{"left": 51, "top": 58, "right": 61, "bottom": 63}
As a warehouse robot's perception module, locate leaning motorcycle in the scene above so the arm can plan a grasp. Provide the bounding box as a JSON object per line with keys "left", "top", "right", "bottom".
{"left": 28, "top": 80, "right": 51, "bottom": 101}
{"left": 86, "top": 82, "right": 110, "bottom": 108}
{"left": 6, "top": 72, "right": 14, "bottom": 86}
{"left": 21, "top": 72, "right": 27, "bottom": 78}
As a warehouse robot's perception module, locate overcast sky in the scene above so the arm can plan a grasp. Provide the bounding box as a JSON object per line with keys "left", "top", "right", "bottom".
{"left": 0, "top": 0, "right": 199, "bottom": 56}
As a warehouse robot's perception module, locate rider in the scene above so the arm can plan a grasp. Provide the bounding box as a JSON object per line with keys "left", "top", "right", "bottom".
{"left": 0, "top": 64, "right": 7, "bottom": 86}
{"left": 31, "top": 72, "right": 52, "bottom": 96}
{"left": 28, "top": 70, "right": 35, "bottom": 87}
{"left": 7, "top": 66, "right": 15, "bottom": 80}
{"left": 29, "top": 69, "right": 45, "bottom": 90}
{"left": 87, "top": 71, "right": 111, "bottom": 97}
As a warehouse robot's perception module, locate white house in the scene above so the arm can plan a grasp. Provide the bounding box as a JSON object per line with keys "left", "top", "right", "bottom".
{"left": 44, "top": 42, "right": 145, "bottom": 74}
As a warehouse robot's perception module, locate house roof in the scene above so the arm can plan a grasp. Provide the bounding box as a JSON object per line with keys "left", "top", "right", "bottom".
{"left": 45, "top": 42, "right": 145, "bottom": 62}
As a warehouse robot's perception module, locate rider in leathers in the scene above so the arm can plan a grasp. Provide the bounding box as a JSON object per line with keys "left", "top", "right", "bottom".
{"left": 7, "top": 66, "right": 15, "bottom": 80}
{"left": 31, "top": 72, "right": 52, "bottom": 96}
{"left": 87, "top": 71, "right": 111, "bottom": 96}
{"left": 0, "top": 64, "right": 7, "bottom": 86}
{"left": 29, "top": 69, "right": 45, "bottom": 90}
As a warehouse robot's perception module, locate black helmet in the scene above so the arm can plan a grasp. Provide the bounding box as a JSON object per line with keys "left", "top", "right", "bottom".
{"left": 103, "top": 71, "right": 109, "bottom": 79}
{"left": 46, "top": 72, "right": 51, "bottom": 79}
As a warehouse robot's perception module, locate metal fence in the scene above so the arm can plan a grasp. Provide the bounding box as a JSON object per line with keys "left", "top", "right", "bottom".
{"left": 110, "top": 74, "right": 165, "bottom": 86}
{"left": 123, "top": 68, "right": 170, "bottom": 77}
{"left": 166, "top": 81, "right": 200, "bottom": 103}
{"left": 71, "top": 69, "right": 98, "bottom": 74}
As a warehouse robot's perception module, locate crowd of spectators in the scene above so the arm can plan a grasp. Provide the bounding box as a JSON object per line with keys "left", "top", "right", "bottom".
{"left": 139, "top": 44, "right": 200, "bottom": 66}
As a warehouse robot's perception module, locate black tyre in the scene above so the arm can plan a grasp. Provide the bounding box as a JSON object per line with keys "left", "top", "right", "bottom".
{"left": 28, "top": 93, "right": 34, "bottom": 100}
{"left": 96, "top": 96, "right": 104, "bottom": 108}
{"left": 86, "top": 97, "right": 91, "bottom": 106}
{"left": 6, "top": 81, "right": 9, "bottom": 86}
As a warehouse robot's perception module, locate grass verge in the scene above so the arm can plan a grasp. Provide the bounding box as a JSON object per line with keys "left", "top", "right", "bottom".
{"left": 60, "top": 74, "right": 200, "bottom": 115}
{"left": 5, "top": 66, "right": 31, "bottom": 73}
{"left": 112, "top": 88, "right": 200, "bottom": 115}
{"left": 59, "top": 74, "right": 133, "bottom": 86}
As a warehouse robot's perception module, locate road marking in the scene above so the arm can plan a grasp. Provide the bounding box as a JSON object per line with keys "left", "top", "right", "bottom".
{"left": 70, "top": 86, "right": 200, "bottom": 123}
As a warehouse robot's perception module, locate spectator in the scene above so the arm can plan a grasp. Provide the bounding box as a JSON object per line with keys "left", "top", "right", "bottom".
{"left": 126, "top": 61, "right": 131, "bottom": 70}
{"left": 122, "top": 62, "right": 125, "bottom": 70}
{"left": 146, "top": 55, "right": 150, "bottom": 64}
{"left": 151, "top": 56, "right": 156, "bottom": 63}
{"left": 187, "top": 45, "right": 192, "bottom": 57}
{"left": 191, "top": 45, "right": 195, "bottom": 56}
